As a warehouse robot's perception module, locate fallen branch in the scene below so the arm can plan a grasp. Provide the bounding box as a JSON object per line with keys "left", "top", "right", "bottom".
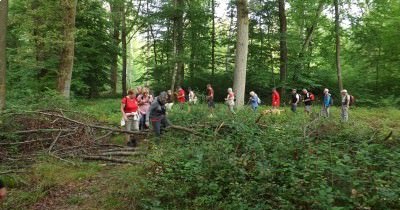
{"left": 11, "top": 129, "right": 73, "bottom": 134}
{"left": 98, "top": 151, "right": 147, "bottom": 157}
{"left": 214, "top": 122, "right": 225, "bottom": 135}
{"left": 48, "top": 131, "right": 63, "bottom": 153}
{"left": 0, "top": 137, "right": 53, "bottom": 146}
{"left": 79, "top": 155, "right": 141, "bottom": 164}
{"left": 169, "top": 125, "right": 211, "bottom": 137}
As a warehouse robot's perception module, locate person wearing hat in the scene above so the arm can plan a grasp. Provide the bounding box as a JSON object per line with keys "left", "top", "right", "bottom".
{"left": 322, "top": 88, "right": 332, "bottom": 117}
{"left": 291, "top": 89, "right": 300, "bottom": 112}
{"left": 341, "top": 89, "right": 350, "bottom": 122}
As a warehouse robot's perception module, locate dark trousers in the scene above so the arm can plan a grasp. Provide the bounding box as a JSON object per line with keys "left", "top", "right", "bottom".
{"left": 151, "top": 116, "right": 169, "bottom": 137}
{"left": 139, "top": 114, "right": 147, "bottom": 130}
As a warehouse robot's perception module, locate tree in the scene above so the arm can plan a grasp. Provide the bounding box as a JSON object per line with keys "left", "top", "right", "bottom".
{"left": 121, "top": 1, "right": 127, "bottom": 96}
{"left": 109, "top": 0, "right": 122, "bottom": 96}
{"left": 334, "top": 0, "right": 343, "bottom": 90}
{"left": 57, "top": 0, "right": 77, "bottom": 99}
{"left": 170, "top": 0, "right": 184, "bottom": 92}
{"left": 211, "top": 0, "right": 215, "bottom": 80}
{"left": 0, "top": 0, "right": 8, "bottom": 110}
{"left": 278, "top": 0, "right": 287, "bottom": 97}
{"left": 233, "top": 0, "right": 249, "bottom": 107}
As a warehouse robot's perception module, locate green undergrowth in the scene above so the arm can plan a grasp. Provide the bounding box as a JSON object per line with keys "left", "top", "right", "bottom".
{"left": 1, "top": 99, "right": 399, "bottom": 209}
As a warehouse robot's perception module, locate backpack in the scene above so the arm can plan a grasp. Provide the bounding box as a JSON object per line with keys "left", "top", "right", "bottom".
{"left": 309, "top": 93, "right": 315, "bottom": 101}
{"left": 349, "top": 95, "right": 355, "bottom": 106}
{"left": 257, "top": 97, "right": 261, "bottom": 104}
{"left": 329, "top": 95, "right": 334, "bottom": 106}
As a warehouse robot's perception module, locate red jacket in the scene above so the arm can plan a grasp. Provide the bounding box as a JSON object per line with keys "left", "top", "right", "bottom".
{"left": 272, "top": 91, "right": 280, "bottom": 107}
{"left": 177, "top": 89, "right": 186, "bottom": 103}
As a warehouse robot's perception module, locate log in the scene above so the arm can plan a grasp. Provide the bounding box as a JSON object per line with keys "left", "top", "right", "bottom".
{"left": 98, "top": 151, "right": 147, "bottom": 157}
{"left": 79, "top": 155, "right": 141, "bottom": 164}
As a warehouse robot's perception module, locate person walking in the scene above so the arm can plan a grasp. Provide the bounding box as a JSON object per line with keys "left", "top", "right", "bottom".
{"left": 341, "top": 89, "right": 350, "bottom": 122}
{"left": 206, "top": 84, "right": 215, "bottom": 117}
{"left": 225, "top": 88, "right": 236, "bottom": 115}
{"left": 291, "top": 89, "right": 300, "bottom": 112}
{"left": 188, "top": 87, "right": 197, "bottom": 105}
{"left": 137, "top": 88, "right": 153, "bottom": 130}
{"left": 302, "top": 89, "right": 313, "bottom": 114}
{"left": 249, "top": 91, "right": 259, "bottom": 111}
{"left": 322, "top": 88, "right": 332, "bottom": 117}
{"left": 176, "top": 86, "right": 186, "bottom": 110}
{"left": 121, "top": 89, "right": 139, "bottom": 146}
{"left": 165, "top": 90, "right": 174, "bottom": 111}
{"left": 149, "top": 92, "right": 170, "bottom": 140}
{"left": 272, "top": 88, "right": 280, "bottom": 109}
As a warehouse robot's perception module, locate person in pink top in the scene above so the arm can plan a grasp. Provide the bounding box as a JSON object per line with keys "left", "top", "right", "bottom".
{"left": 225, "top": 88, "right": 236, "bottom": 115}
{"left": 137, "top": 87, "right": 153, "bottom": 130}
{"left": 272, "top": 88, "right": 280, "bottom": 109}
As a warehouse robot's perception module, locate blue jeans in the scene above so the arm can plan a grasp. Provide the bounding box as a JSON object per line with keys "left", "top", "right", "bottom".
{"left": 139, "top": 114, "right": 148, "bottom": 130}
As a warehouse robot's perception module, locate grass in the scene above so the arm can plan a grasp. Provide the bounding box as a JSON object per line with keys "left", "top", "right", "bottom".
{"left": 1, "top": 99, "right": 399, "bottom": 209}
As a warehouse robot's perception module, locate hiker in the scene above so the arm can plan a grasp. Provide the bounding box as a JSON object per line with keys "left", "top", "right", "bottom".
{"left": 225, "top": 88, "right": 236, "bottom": 114}
{"left": 188, "top": 87, "right": 197, "bottom": 105}
{"left": 249, "top": 91, "right": 259, "bottom": 111}
{"left": 176, "top": 86, "right": 186, "bottom": 110}
{"left": 136, "top": 86, "right": 143, "bottom": 97}
{"left": 302, "top": 89, "right": 313, "bottom": 114}
{"left": 341, "top": 89, "right": 350, "bottom": 122}
{"left": 322, "top": 88, "right": 332, "bottom": 117}
{"left": 165, "top": 90, "right": 174, "bottom": 111}
{"left": 137, "top": 87, "right": 153, "bottom": 130}
{"left": 291, "top": 89, "right": 300, "bottom": 112}
{"left": 121, "top": 89, "right": 140, "bottom": 146}
{"left": 206, "top": 84, "right": 215, "bottom": 117}
{"left": 0, "top": 179, "right": 6, "bottom": 201}
{"left": 149, "top": 91, "right": 170, "bottom": 138}
{"left": 272, "top": 88, "right": 280, "bottom": 109}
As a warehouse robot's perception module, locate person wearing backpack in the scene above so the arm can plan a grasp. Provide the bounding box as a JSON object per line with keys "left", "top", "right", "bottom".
{"left": 321, "top": 88, "right": 332, "bottom": 117}
{"left": 302, "top": 89, "right": 313, "bottom": 114}
{"left": 272, "top": 88, "right": 280, "bottom": 109}
{"left": 121, "top": 89, "right": 140, "bottom": 146}
{"left": 148, "top": 91, "right": 170, "bottom": 139}
{"left": 291, "top": 89, "right": 300, "bottom": 112}
{"left": 341, "top": 89, "right": 351, "bottom": 122}
{"left": 249, "top": 91, "right": 260, "bottom": 111}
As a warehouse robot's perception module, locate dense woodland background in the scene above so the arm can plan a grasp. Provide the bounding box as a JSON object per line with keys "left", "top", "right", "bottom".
{"left": 0, "top": 0, "right": 399, "bottom": 107}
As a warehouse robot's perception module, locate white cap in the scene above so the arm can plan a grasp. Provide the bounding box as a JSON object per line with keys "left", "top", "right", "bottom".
{"left": 341, "top": 89, "right": 347, "bottom": 93}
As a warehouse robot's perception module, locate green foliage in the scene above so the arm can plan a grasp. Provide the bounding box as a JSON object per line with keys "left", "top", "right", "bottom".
{"left": 128, "top": 105, "right": 400, "bottom": 209}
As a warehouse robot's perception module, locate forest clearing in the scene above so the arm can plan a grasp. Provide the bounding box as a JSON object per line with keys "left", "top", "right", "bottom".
{"left": 1, "top": 0, "right": 400, "bottom": 209}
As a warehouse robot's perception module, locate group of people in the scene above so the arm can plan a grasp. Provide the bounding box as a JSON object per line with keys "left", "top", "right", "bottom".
{"left": 121, "top": 84, "right": 353, "bottom": 145}
{"left": 289, "top": 88, "right": 352, "bottom": 121}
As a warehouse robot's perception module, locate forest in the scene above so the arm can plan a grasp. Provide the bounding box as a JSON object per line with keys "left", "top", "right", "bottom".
{"left": 0, "top": 0, "right": 400, "bottom": 209}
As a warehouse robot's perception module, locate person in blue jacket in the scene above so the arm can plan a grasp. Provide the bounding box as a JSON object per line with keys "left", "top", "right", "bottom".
{"left": 249, "top": 91, "right": 260, "bottom": 111}
{"left": 322, "top": 88, "right": 332, "bottom": 117}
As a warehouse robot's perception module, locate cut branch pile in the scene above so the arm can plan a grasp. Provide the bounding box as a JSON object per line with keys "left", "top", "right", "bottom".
{"left": 0, "top": 110, "right": 148, "bottom": 165}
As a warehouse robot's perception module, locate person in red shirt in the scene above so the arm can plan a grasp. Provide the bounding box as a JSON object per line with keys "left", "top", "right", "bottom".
{"left": 176, "top": 86, "right": 186, "bottom": 110}
{"left": 206, "top": 84, "right": 215, "bottom": 117}
{"left": 121, "top": 89, "right": 139, "bottom": 146}
{"left": 272, "top": 88, "right": 280, "bottom": 109}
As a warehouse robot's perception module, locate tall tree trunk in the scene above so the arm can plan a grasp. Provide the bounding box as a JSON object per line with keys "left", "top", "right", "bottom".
{"left": 170, "top": 0, "right": 184, "bottom": 91}
{"left": 110, "top": 0, "right": 121, "bottom": 96}
{"left": 121, "top": 2, "right": 127, "bottom": 97}
{"left": 211, "top": 0, "right": 216, "bottom": 80}
{"left": 176, "top": 0, "right": 184, "bottom": 87}
{"left": 0, "top": 0, "right": 8, "bottom": 110}
{"left": 225, "top": 6, "right": 234, "bottom": 73}
{"left": 57, "top": 0, "right": 77, "bottom": 99}
{"left": 233, "top": 0, "right": 249, "bottom": 107}
{"left": 278, "top": 0, "right": 287, "bottom": 98}
{"left": 334, "top": 0, "right": 343, "bottom": 90}
{"left": 32, "top": 0, "right": 47, "bottom": 79}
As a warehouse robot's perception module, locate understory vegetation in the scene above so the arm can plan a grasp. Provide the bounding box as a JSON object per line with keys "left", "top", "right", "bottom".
{"left": 1, "top": 99, "right": 399, "bottom": 209}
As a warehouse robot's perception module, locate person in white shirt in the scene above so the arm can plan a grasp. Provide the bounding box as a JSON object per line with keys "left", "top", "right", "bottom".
{"left": 341, "top": 89, "right": 350, "bottom": 122}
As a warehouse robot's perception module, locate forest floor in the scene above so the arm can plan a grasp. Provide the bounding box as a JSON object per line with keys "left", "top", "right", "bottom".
{"left": 1, "top": 99, "right": 399, "bottom": 210}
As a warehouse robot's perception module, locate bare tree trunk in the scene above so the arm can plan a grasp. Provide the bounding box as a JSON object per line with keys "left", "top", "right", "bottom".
{"left": 211, "top": 0, "right": 216, "bottom": 80}
{"left": 0, "top": 0, "right": 8, "bottom": 110}
{"left": 121, "top": 2, "right": 127, "bottom": 97}
{"left": 110, "top": 0, "right": 121, "bottom": 96}
{"left": 32, "top": 0, "right": 47, "bottom": 79}
{"left": 57, "top": 0, "right": 77, "bottom": 99}
{"left": 334, "top": 0, "right": 343, "bottom": 90}
{"left": 278, "top": 0, "right": 287, "bottom": 98}
{"left": 170, "top": 0, "right": 184, "bottom": 91}
{"left": 225, "top": 6, "right": 234, "bottom": 73}
{"left": 233, "top": 0, "right": 249, "bottom": 107}
{"left": 176, "top": 0, "right": 184, "bottom": 87}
